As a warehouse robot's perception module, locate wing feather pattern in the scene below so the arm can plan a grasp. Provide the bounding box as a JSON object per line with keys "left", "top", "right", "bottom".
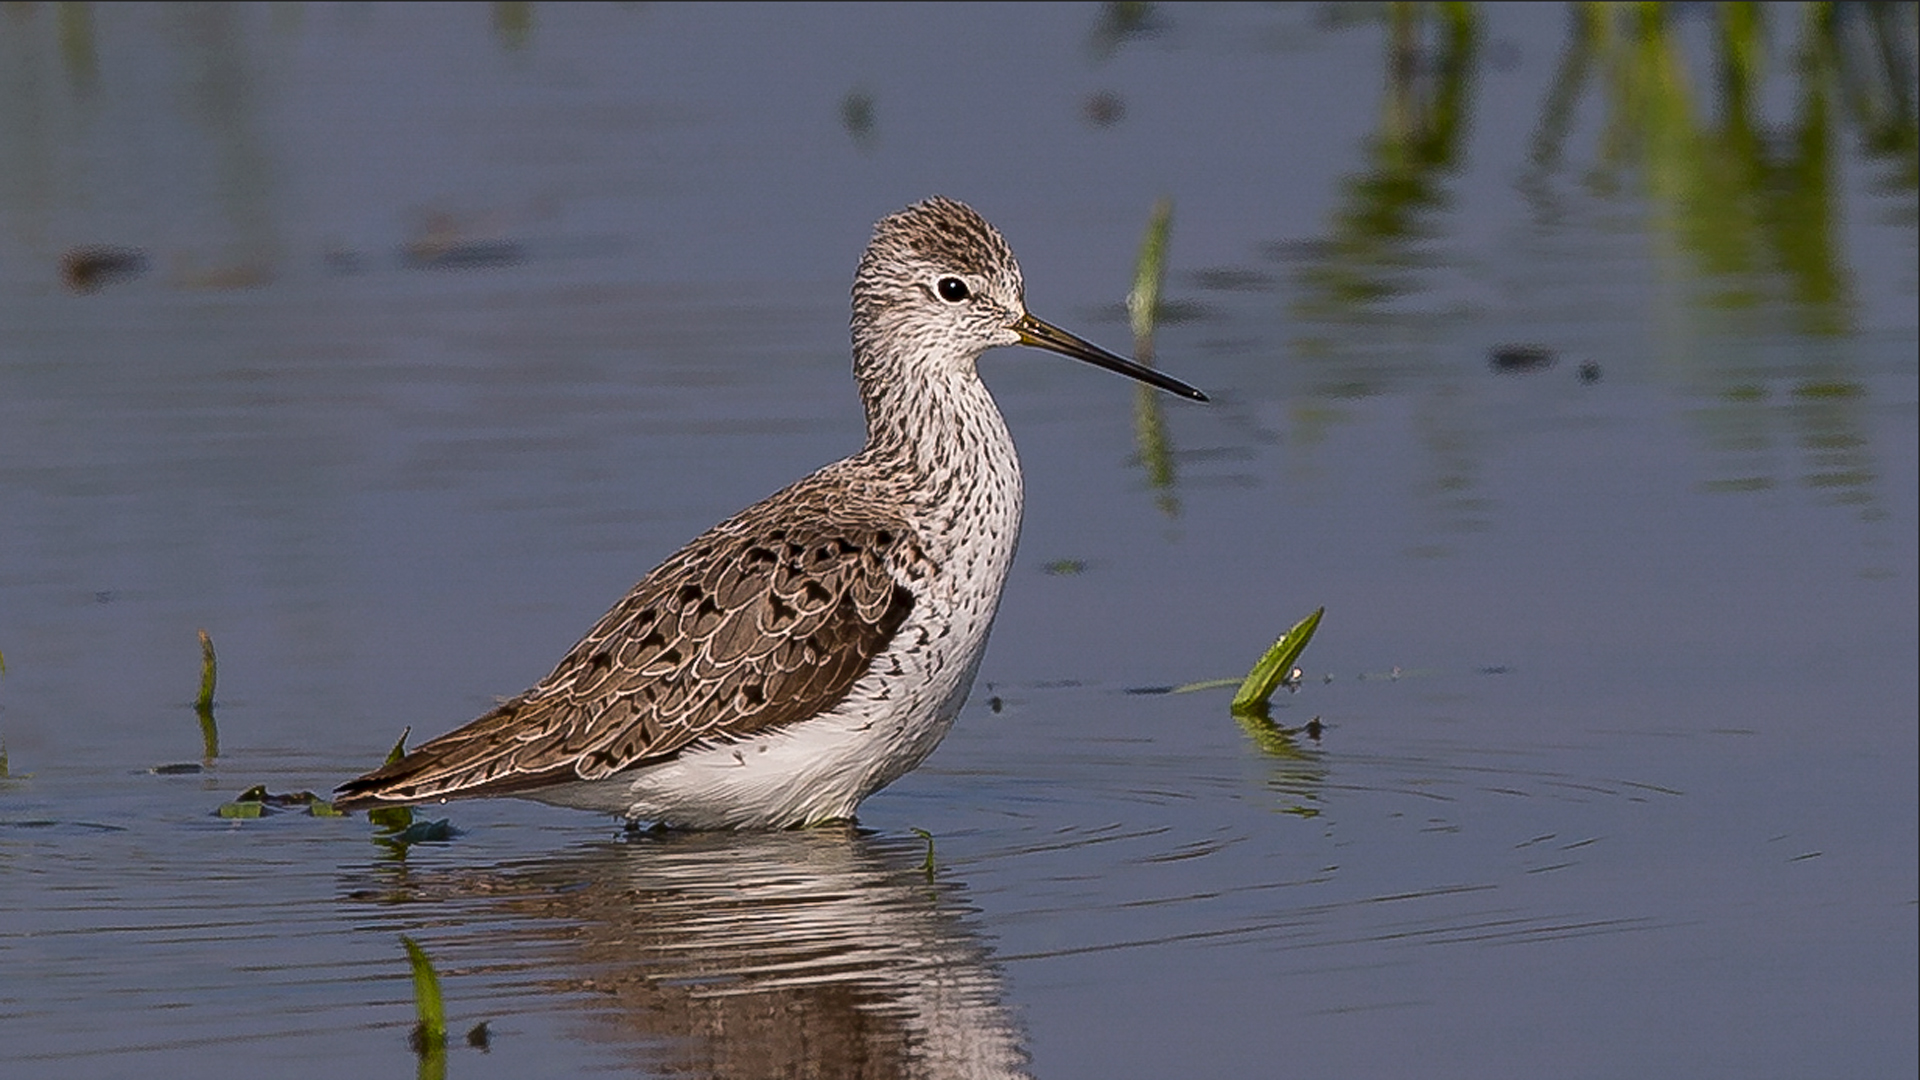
{"left": 333, "top": 482, "right": 928, "bottom": 809}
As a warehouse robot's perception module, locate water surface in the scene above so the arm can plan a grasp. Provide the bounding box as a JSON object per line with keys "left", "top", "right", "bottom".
{"left": 1, "top": 5, "right": 1915, "bottom": 1078}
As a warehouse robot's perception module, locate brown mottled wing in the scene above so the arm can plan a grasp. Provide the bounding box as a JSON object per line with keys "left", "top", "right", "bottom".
{"left": 333, "top": 488, "right": 927, "bottom": 808}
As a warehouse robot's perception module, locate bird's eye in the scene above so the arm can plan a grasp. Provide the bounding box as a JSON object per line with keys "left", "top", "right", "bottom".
{"left": 936, "top": 277, "right": 971, "bottom": 303}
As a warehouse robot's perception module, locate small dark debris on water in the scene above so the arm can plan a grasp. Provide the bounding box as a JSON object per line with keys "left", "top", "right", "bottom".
{"left": 988, "top": 695, "right": 1003, "bottom": 713}
{"left": 401, "top": 211, "right": 522, "bottom": 270}
{"left": 5, "top": 818, "right": 127, "bottom": 832}
{"left": 403, "top": 239, "right": 521, "bottom": 270}
{"left": 1478, "top": 665, "right": 1511, "bottom": 675}
{"left": 1304, "top": 717, "right": 1323, "bottom": 740}
{"left": 1578, "top": 361, "right": 1602, "bottom": 383}
{"left": 1090, "top": 0, "right": 1163, "bottom": 55}
{"left": 152, "top": 762, "right": 203, "bottom": 775}
{"left": 840, "top": 89, "right": 876, "bottom": 145}
{"left": 1042, "top": 559, "right": 1088, "bottom": 576}
{"left": 62, "top": 246, "right": 147, "bottom": 292}
{"left": 1125, "top": 685, "right": 1175, "bottom": 695}
{"left": 1083, "top": 90, "right": 1125, "bottom": 127}
{"left": 466, "top": 1021, "right": 492, "bottom": 1051}
{"left": 1489, "top": 343, "right": 1555, "bottom": 373}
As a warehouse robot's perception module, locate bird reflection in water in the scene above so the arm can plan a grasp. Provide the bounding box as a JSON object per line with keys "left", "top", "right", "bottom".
{"left": 342, "top": 826, "right": 1031, "bottom": 1079}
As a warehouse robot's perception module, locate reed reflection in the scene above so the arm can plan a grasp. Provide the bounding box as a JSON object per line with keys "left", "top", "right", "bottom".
{"left": 347, "top": 827, "right": 1032, "bottom": 1080}
{"left": 1530, "top": 3, "right": 1914, "bottom": 512}
{"left": 1528, "top": 2, "right": 1918, "bottom": 337}
{"left": 1286, "top": 1, "right": 1479, "bottom": 354}
{"left": 1233, "top": 705, "right": 1330, "bottom": 819}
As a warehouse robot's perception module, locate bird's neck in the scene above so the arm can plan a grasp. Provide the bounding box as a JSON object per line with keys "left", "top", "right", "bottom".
{"left": 857, "top": 363, "right": 1024, "bottom": 555}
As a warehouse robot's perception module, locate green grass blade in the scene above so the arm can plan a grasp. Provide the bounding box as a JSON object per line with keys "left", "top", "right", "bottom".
{"left": 195, "top": 629, "right": 216, "bottom": 710}
{"left": 1231, "top": 607, "right": 1325, "bottom": 713}
{"left": 384, "top": 727, "right": 412, "bottom": 766}
{"left": 368, "top": 729, "right": 420, "bottom": 833}
{"left": 401, "top": 935, "right": 447, "bottom": 1052}
{"left": 194, "top": 630, "right": 219, "bottom": 760}
{"left": 1128, "top": 196, "right": 1173, "bottom": 354}
{"left": 1129, "top": 197, "right": 1179, "bottom": 513}
{"left": 1167, "top": 677, "right": 1240, "bottom": 695}
{"left": 911, "top": 827, "right": 936, "bottom": 881}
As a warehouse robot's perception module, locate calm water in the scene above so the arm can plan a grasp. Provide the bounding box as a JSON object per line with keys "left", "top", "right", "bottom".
{"left": 2, "top": 5, "right": 1915, "bottom": 1078}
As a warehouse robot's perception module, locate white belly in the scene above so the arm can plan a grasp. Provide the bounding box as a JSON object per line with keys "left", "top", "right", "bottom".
{"left": 526, "top": 593, "right": 996, "bottom": 829}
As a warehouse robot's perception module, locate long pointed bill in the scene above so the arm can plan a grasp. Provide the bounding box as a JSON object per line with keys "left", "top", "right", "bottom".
{"left": 1014, "top": 313, "right": 1209, "bottom": 402}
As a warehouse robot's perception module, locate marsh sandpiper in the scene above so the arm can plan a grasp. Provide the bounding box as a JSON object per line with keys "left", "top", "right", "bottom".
{"left": 333, "top": 197, "right": 1206, "bottom": 828}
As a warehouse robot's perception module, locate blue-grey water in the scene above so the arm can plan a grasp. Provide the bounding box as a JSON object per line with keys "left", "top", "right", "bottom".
{"left": 1, "top": 5, "right": 1915, "bottom": 1078}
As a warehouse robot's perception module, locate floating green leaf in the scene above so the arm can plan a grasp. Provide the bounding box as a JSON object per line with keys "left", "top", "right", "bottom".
{"left": 213, "top": 785, "right": 347, "bottom": 818}
{"left": 1231, "top": 608, "right": 1325, "bottom": 714}
{"left": 401, "top": 935, "right": 447, "bottom": 1057}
